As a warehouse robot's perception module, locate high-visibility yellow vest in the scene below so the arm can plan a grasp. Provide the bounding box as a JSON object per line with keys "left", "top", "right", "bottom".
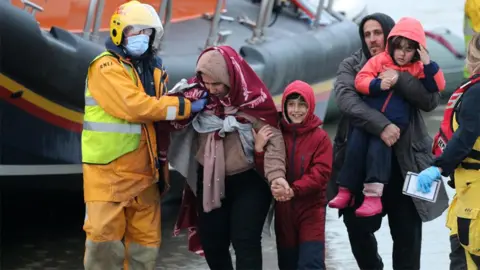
{"left": 81, "top": 51, "right": 142, "bottom": 164}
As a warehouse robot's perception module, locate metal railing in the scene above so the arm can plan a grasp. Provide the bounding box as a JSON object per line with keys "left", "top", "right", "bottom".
{"left": 326, "top": 0, "right": 343, "bottom": 21}
{"left": 158, "top": 0, "right": 173, "bottom": 52}
{"left": 203, "top": 0, "right": 235, "bottom": 49}
{"left": 312, "top": 0, "right": 326, "bottom": 29}
{"left": 204, "top": 0, "right": 224, "bottom": 48}
{"left": 78, "top": 0, "right": 339, "bottom": 49}
{"left": 246, "top": 0, "right": 274, "bottom": 44}
{"left": 21, "top": 0, "right": 43, "bottom": 17}
{"left": 82, "top": 0, "right": 105, "bottom": 42}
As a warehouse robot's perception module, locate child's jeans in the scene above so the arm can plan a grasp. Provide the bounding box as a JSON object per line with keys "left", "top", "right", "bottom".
{"left": 336, "top": 127, "right": 392, "bottom": 196}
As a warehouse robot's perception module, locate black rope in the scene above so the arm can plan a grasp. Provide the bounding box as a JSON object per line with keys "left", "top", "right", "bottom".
{"left": 268, "top": 1, "right": 284, "bottom": 27}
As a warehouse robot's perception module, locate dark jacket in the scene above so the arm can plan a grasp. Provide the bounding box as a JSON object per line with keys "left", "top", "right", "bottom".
{"left": 433, "top": 81, "right": 480, "bottom": 175}
{"left": 327, "top": 49, "right": 449, "bottom": 222}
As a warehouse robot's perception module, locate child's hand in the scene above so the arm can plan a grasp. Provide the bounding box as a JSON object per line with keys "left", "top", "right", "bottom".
{"left": 379, "top": 69, "right": 399, "bottom": 86}
{"left": 271, "top": 178, "right": 293, "bottom": 201}
{"left": 380, "top": 78, "right": 393, "bottom": 90}
{"left": 417, "top": 45, "right": 430, "bottom": 65}
{"left": 253, "top": 125, "right": 273, "bottom": 153}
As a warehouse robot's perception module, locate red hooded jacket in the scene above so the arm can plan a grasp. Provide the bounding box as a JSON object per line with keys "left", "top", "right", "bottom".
{"left": 255, "top": 80, "right": 332, "bottom": 247}
{"left": 355, "top": 17, "right": 446, "bottom": 95}
{"left": 280, "top": 80, "right": 333, "bottom": 203}
{"left": 255, "top": 80, "right": 332, "bottom": 203}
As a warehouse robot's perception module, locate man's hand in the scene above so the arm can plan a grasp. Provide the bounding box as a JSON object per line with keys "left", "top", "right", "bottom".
{"left": 379, "top": 69, "right": 399, "bottom": 86}
{"left": 380, "top": 123, "right": 400, "bottom": 146}
{"left": 270, "top": 178, "right": 293, "bottom": 202}
{"left": 253, "top": 125, "right": 273, "bottom": 153}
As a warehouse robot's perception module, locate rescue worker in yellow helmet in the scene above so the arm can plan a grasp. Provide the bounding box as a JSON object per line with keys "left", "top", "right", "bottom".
{"left": 81, "top": 1, "right": 207, "bottom": 269}
{"left": 464, "top": 0, "right": 480, "bottom": 78}
{"left": 416, "top": 33, "right": 480, "bottom": 269}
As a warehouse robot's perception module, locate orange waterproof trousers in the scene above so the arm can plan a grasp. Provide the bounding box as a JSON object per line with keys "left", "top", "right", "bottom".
{"left": 83, "top": 184, "right": 161, "bottom": 270}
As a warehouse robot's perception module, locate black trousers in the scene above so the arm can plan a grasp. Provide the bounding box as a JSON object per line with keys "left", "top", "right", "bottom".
{"left": 196, "top": 167, "right": 272, "bottom": 270}
{"left": 337, "top": 127, "right": 392, "bottom": 189}
{"left": 342, "top": 159, "right": 422, "bottom": 270}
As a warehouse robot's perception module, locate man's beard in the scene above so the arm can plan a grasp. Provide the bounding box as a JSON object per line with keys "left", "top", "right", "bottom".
{"left": 369, "top": 44, "right": 382, "bottom": 55}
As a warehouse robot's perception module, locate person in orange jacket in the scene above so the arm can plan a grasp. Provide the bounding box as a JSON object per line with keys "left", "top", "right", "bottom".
{"left": 329, "top": 17, "right": 445, "bottom": 217}
{"left": 81, "top": 1, "right": 207, "bottom": 269}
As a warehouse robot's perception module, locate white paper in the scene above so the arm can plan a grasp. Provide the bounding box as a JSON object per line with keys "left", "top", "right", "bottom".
{"left": 403, "top": 172, "right": 440, "bottom": 202}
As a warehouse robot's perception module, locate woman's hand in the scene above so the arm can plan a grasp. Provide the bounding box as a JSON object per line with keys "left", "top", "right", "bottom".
{"left": 271, "top": 178, "right": 294, "bottom": 201}
{"left": 417, "top": 45, "right": 431, "bottom": 65}
{"left": 253, "top": 125, "right": 273, "bottom": 153}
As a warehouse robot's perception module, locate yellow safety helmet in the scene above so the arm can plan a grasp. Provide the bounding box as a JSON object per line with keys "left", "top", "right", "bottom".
{"left": 110, "top": 1, "right": 164, "bottom": 50}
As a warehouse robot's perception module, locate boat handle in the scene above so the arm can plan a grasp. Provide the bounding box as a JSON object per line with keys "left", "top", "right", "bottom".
{"left": 21, "top": 0, "right": 43, "bottom": 17}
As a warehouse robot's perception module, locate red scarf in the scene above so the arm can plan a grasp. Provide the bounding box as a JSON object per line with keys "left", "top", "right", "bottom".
{"left": 157, "top": 45, "right": 279, "bottom": 255}
{"left": 156, "top": 45, "right": 279, "bottom": 161}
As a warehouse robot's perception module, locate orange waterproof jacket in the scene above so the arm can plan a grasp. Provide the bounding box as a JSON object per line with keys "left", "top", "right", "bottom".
{"left": 83, "top": 51, "right": 191, "bottom": 202}
{"left": 355, "top": 17, "right": 446, "bottom": 95}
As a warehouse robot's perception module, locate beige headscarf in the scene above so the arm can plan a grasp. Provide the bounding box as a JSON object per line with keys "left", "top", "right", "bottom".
{"left": 196, "top": 49, "right": 230, "bottom": 87}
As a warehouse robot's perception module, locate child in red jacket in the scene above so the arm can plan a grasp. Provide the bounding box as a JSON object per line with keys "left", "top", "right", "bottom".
{"left": 328, "top": 17, "right": 446, "bottom": 217}
{"left": 254, "top": 80, "right": 332, "bottom": 270}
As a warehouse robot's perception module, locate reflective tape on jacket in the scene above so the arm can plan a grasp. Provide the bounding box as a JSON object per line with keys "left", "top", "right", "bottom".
{"left": 83, "top": 121, "right": 141, "bottom": 134}
{"left": 84, "top": 96, "right": 97, "bottom": 106}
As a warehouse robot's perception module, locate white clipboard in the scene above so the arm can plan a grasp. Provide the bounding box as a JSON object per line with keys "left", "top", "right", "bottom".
{"left": 402, "top": 171, "right": 441, "bottom": 203}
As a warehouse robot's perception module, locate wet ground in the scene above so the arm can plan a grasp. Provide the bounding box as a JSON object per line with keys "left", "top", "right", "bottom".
{"left": 0, "top": 0, "right": 465, "bottom": 269}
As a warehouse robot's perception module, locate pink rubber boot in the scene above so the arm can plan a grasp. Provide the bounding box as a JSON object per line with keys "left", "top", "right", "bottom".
{"left": 328, "top": 187, "right": 352, "bottom": 209}
{"left": 355, "top": 196, "right": 383, "bottom": 217}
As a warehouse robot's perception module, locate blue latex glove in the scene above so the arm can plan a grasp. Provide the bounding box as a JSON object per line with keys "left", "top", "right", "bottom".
{"left": 191, "top": 93, "right": 208, "bottom": 113}
{"left": 416, "top": 166, "right": 441, "bottom": 193}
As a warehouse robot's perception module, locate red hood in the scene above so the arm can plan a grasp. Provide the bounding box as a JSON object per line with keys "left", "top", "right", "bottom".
{"left": 280, "top": 80, "right": 323, "bottom": 133}
{"left": 387, "top": 17, "right": 426, "bottom": 50}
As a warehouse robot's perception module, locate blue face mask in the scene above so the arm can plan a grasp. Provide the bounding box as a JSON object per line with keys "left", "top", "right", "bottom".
{"left": 125, "top": 34, "right": 150, "bottom": 56}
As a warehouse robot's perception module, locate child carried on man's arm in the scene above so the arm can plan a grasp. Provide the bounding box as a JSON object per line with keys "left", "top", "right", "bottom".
{"left": 328, "top": 17, "right": 446, "bottom": 217}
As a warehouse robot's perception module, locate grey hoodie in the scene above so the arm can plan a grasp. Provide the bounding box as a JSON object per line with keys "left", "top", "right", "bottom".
{"left": 327, "top": 14, "right": 449, "bottom": 221}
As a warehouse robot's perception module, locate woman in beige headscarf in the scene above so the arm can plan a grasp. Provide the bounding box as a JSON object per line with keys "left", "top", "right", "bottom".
{"left": 167, "top": 45, "right": 287, "bottom": 270}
